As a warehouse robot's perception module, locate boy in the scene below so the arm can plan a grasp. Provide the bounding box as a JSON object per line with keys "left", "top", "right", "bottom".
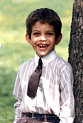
{"left": 13, "top": 8, "right": 75, "bottom": 123}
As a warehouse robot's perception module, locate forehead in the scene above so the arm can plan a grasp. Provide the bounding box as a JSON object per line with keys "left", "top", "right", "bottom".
{"left": 32, "top": 21, "right": 54, "bottom": 31}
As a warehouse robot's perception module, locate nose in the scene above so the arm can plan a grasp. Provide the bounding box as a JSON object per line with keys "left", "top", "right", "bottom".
{"left": 40, "top": 35, "right": 46, "bottom": 41}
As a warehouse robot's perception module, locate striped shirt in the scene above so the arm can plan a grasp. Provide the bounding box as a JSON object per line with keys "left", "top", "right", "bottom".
{"left": 13, "top": 50, "right": 75, "bottom": 123}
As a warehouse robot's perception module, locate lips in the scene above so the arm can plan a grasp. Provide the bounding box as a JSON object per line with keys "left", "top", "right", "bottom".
{"left": 37, "top": 44, "right": 49, "bottom": 48}
{"left": 37, "top": 44, "right": 49, "bottom": 52}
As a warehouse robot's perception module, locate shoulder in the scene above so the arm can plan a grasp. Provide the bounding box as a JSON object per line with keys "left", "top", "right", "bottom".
{"left": 18, "top": 58, "right": 34, "bottom": 71}
{"left": 55, "top": 54, "right": 72, "bottom": 73}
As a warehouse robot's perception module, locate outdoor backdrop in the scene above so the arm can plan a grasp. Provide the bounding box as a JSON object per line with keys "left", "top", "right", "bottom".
{"left": 0, "top": 0, "right": 74, "bottom": 122}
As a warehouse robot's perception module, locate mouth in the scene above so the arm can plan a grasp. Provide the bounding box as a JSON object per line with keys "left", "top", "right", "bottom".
{"left": 37, "top": 44, "right": 49, "bottom": 48}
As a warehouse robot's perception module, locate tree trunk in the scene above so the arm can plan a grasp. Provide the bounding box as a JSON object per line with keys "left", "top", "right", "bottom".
{"left": 68, "top": 0, "right": 83, "bottom": 122}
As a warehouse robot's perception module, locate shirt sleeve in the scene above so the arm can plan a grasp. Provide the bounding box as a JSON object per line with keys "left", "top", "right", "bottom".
{"left": 13, "top": 67, "right": 22, "bottom": 123}
{"left": 59, "top": 64, "right": 75, "bottom": 123}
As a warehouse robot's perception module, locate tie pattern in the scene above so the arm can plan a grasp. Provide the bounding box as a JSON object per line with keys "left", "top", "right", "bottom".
{"left": 27, "top": 58, "right": 42, "bottom": 98}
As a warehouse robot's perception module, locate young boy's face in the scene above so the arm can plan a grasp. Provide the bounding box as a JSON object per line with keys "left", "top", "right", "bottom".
{"left": 26, "top": 21, "right": 62, "bottom": 57}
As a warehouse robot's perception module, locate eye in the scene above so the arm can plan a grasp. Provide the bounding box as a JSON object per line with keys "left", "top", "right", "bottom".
{"left": 33, "top": 32, "right": 40, "bottom": 36}
{"left": 46, "top": 32, "right": 54, "bottom": 35}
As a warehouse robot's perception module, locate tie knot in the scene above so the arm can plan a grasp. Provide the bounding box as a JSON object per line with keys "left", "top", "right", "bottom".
{"left": 38, "top": 58, "right": 42, "bottom": 69}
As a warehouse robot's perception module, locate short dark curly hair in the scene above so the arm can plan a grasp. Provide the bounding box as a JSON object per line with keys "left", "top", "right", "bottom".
{"left": 26, "top": 8, "right": 62, "bottom": 39}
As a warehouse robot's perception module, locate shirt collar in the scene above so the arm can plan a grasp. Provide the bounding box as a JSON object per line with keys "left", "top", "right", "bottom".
{"left": 34, "top": 50, "right": 57, "bottom": 67}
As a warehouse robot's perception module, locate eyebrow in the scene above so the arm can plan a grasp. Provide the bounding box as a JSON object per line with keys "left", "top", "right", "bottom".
{"left": 32, "top": 30, "right": 39, "bottom": 32}
{"left": 32, "top": 30, "right": 55, "bottom": 32}
{"left": 46, "top": 30, "right": 55, "bottom": 32}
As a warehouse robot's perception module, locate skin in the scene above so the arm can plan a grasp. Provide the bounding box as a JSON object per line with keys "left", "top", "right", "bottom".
{"left": 26, "top": 21, "right": 62, "bottom": 58}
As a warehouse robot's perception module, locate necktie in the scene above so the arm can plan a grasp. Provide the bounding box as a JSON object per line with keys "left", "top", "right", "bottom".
{"left": 27, "top": 58, "right": 42, "bottom": 98}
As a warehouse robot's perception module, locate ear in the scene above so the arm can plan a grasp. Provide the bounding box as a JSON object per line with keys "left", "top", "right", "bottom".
{"left": 25, "top": 34, "right": 31, "bottom": 45}
{"left": 55, "top": 33, "right": 62, "bottom": 45}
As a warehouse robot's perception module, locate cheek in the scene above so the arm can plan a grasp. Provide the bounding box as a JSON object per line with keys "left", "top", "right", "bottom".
{"left": 49, "top": 36, "right": 55, "bottom": 41}
{"left": 34, "top": 37, "right": 39, "bottom": 41}
{"left": 50, "top": 38, "right": 56, "bottom": 44}
{"left": 31, "top": 36, "right": 39, "bottom": 41}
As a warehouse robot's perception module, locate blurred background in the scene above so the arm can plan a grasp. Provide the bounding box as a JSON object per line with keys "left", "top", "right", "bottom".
{"left": 0, "top": 0, "right": 74, "bottom": 122}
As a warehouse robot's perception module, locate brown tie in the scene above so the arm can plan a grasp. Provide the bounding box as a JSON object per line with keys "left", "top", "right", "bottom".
{"left": 27, "top": 58, "right": 42, "bottom": 98}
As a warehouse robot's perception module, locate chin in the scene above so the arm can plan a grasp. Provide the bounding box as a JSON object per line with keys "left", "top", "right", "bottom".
{"left": 38, "top": 53, "right": 48, "bottom": 57}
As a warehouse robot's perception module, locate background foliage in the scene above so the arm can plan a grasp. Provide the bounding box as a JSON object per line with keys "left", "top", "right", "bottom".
{"left": 0, "top": 0, "right": 74, "bottom": 122}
